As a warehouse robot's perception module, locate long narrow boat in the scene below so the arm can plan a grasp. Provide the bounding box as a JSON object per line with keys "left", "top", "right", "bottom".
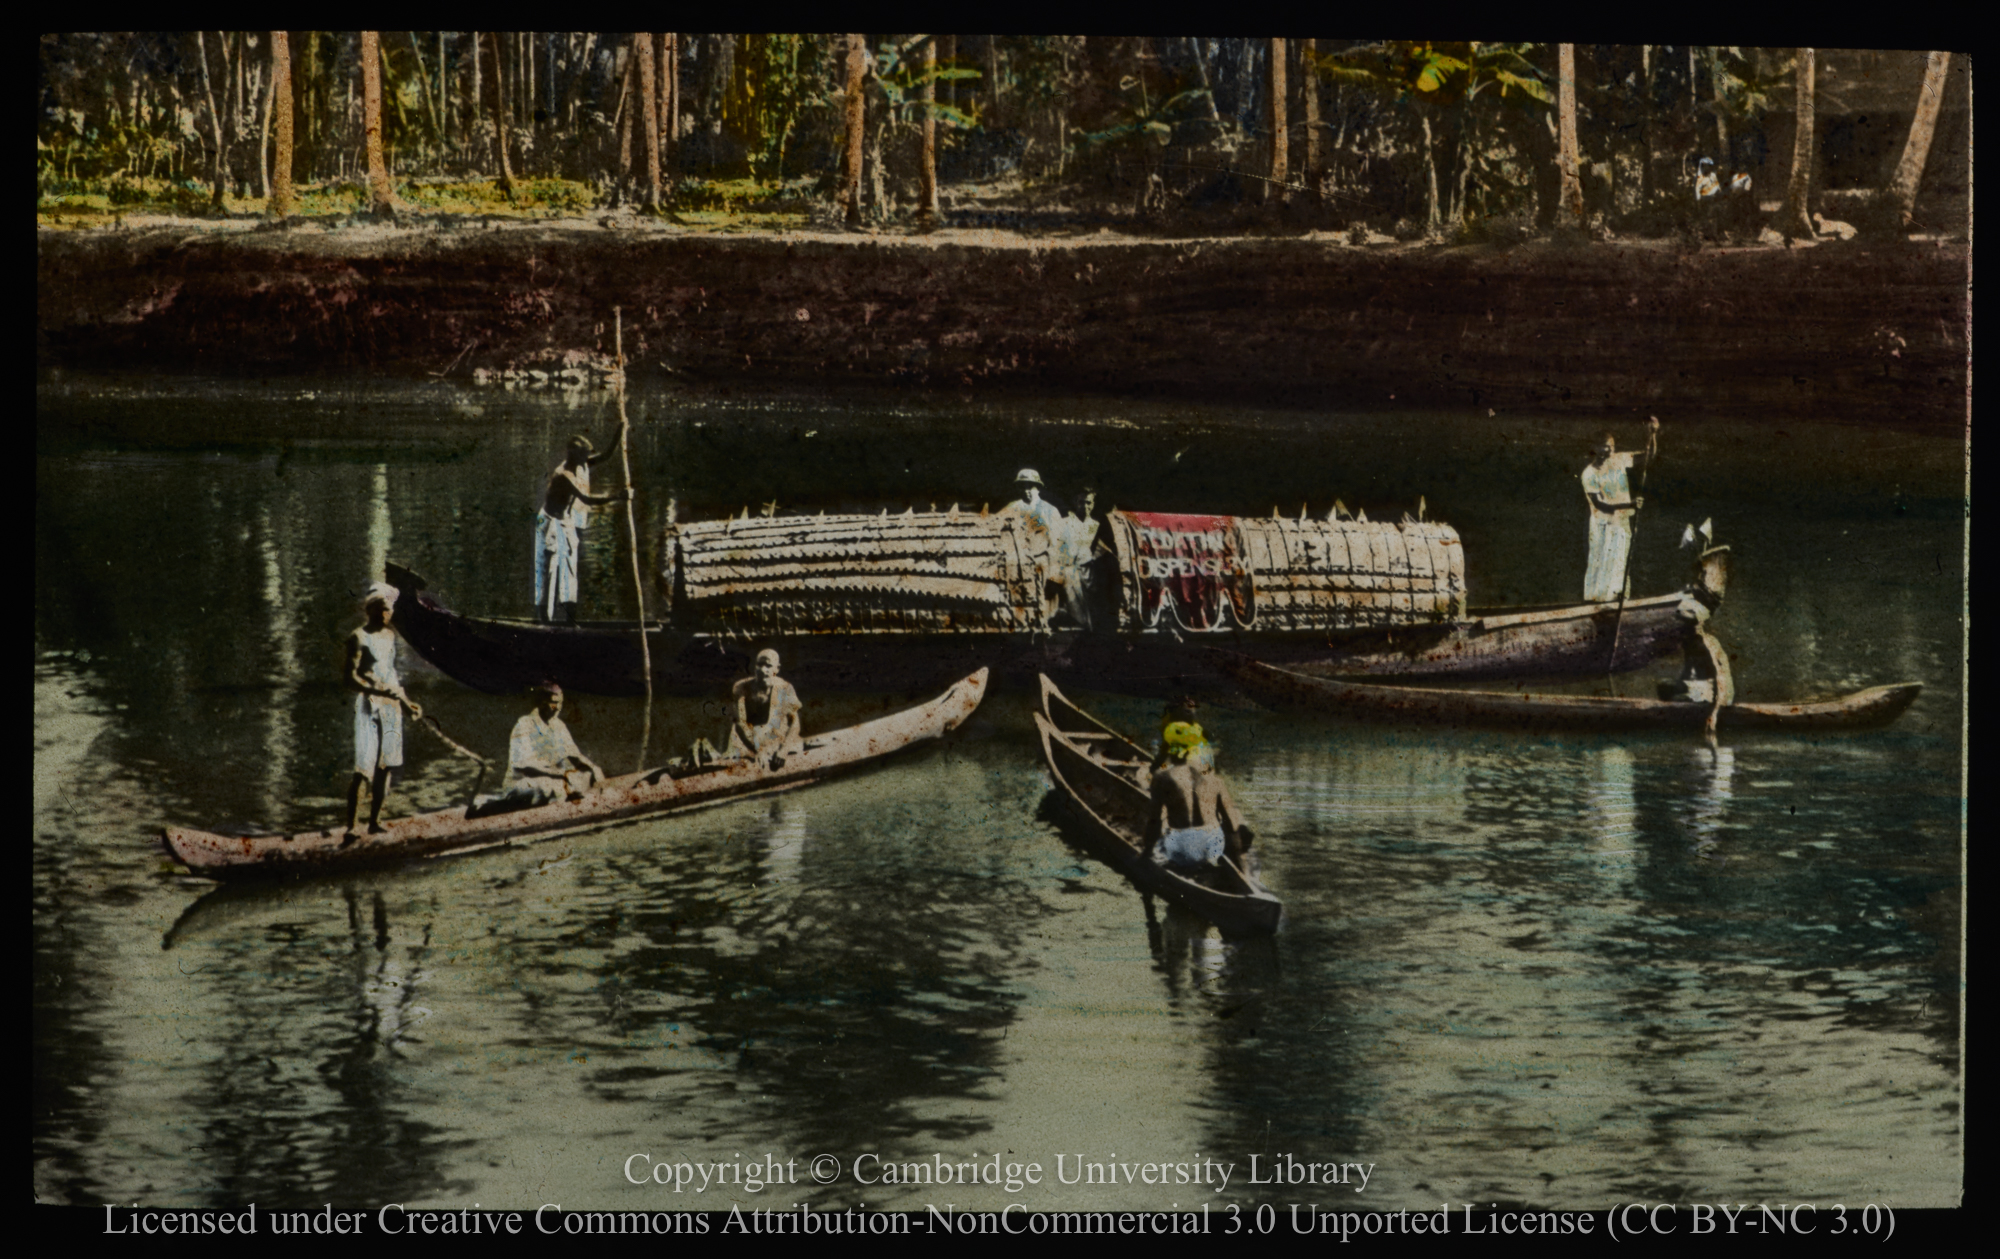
{"left": 1035, "top": 675, "right": 1282, "bottom": 938}
{"left": 387, "top": 562, "right": 1717, "bottom": 699}
{"left": 1219, "top": 657, "right": 1922, "bottom": 733}
{"left": 162, "top": 670, "right": 988, "bottom": 880}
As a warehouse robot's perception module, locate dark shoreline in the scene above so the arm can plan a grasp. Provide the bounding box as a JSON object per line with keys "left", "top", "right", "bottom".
{"left": 37, "top": 223, "right": 1969, "bottom": 431}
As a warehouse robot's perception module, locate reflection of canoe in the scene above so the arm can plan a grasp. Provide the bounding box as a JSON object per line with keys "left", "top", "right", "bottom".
{"left": 1036, "top": 675, "right": 1282, "bottom": 938}
{"left": 162, "top": 670, "right": 988, "bottom": 880}
{"left": 1220, "top": 657, "right": 1923, "bottom": 732}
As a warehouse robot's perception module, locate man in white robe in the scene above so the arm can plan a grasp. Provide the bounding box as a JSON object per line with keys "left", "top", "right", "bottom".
{"left": 1581, "top": 420, "right": 1658, "bottom": 601}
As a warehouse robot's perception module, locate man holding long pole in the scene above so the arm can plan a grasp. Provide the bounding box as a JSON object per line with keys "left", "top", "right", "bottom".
{"left": 1582, "top": 417, "right": 1660, "bottom": 603}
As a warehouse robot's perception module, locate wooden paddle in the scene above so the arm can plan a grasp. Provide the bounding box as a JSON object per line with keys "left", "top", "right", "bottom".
{"left": 613, "top": 307, "right": 654, "bottom": 768}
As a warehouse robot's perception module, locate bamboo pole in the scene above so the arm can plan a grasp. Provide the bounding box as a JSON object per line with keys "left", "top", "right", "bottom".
{"left": 614, "top": 308, "right": 654, "bottom": 767}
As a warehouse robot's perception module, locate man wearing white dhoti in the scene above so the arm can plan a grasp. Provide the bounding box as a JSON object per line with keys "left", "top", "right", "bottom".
{"left": 534, "top": 424, "right": 629, "bottom": 622}
{"left": 469, "top": 682, "right": 607, "bottom": 815}
{"left": 1581, "top": 421, "right": 1658, "bottom": 602}
{"left": 344, "top": 583, "right": 422, "bottom": 839}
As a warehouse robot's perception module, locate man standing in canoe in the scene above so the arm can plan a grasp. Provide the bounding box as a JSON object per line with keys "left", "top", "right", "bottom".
{"left": 1145, "top": 722, "right": 1254, "bottom": 871}
{"left": 727, "top": 649, "right": 804, "bottom": 770}
{"left": 344, "top": 583, "right": 422, "bottom": 840}
{"left": 471, "top": 682, "right": 607, "bottom": 815}
{"left": 1581, "top": 418, "right": 1660, "bottom": 602}
{"left": 535, "top": 422, "right": 632, "bottom": 622}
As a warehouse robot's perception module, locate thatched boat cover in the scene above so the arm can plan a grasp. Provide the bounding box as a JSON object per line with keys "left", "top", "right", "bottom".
{"left": 1107, "top": 511, "right": 1465, "bottom": 633}
{"left": 663, "top": 510, "right": 1051, "bottom": 633}
{"left": 662, "top": 507, "right": 1465, "bottom": 637}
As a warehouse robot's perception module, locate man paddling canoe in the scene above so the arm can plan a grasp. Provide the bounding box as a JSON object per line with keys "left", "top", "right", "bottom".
{"left": 1145, "top": 721, "right": 1254, "bottom": 871}
{"left": 344, "top": 583, "right": 422, "bottom": 840}
{"left": 1582, "top": 418, "right": 1659, "bottom": 602}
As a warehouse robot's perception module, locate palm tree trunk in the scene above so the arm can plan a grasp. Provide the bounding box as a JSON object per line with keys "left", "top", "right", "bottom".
{"left": 920, "top": 37, "right": 939, "bottom": 221}
{"left": 271, "top": 31, "right": 296, "bottom": 217}
{"left": 488, "top": 32, "right": 515, "bottom": 196}
{"left": 406, "top": 32, "right": 440, "bottom": 156}
{"left": 1777, "top": 49, "right": 1816, "bottom": 238}
{"left": 1557, "top": 43, "right": 1583, "bottom": 228}
{"left": 656, "top": 33, "right": 674, "bottom": 181}
{"left": 1267, "top": 37, "right": 1288, "bottom": 204}
{"left": 842, "top": 34, "right": 867, "bottom": 226}
{"left": 614, "top": 49, "right": 634, "bottom": 201}
{"left": 361, "top": 32, "right": 395, "bottom": 218}
{"left": 635, "top": 33, "right": 660, "bottom": 211}
{"left": 1301, "top": 38, "right": 1320, "bottom": 197}
{"left": 468, "top": 32, "right": 481, "bottom": 154}
{"left": 256, "top": 36, "right": 274, "bottom": 200}
{"left": 1885, "top": 51, "right": 1952, "bottom": 229}
{"left": 1421, "top": 112, "right": 1441, "bottom": 232}
{"left": 195, "top": 32, "right": 228, "bottom": 209}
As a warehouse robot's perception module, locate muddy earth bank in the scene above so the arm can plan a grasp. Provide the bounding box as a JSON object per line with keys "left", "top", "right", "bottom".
{"left": 38, "top": 225, "right": 1966, "bottom": 428}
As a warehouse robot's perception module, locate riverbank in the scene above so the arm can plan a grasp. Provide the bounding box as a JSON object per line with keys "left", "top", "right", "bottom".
{"left": 37, "top": 217, "right": 1969, "bottom": 429}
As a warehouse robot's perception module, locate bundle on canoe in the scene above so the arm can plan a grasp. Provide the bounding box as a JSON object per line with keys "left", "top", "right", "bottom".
{"left": 663, "top": 510, "right": 1054, "bottom": 634}
{"left": 1219, "top": 657, "right": 1922, "bottom": 733}
{"left": 161, "top": 670, "right": 988, "bottom": 880}
{"left": 1036, "top": 675, "right": 1282, "bottom": 938}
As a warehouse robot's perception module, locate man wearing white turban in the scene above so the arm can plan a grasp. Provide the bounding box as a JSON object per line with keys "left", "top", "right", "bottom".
{"left": 343, "top": 583, "right": 422, "bottom": 839}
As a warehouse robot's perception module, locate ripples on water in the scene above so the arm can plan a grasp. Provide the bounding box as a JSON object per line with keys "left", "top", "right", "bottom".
{"left": 35, "top": 379, "right": 1961, "bottom": 1209}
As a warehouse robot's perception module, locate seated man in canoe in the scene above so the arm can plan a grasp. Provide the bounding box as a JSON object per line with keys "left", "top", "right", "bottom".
{"left": 726, "top": 649, "right": 804, "bottom": 770}
{"left": 1145, "top": 722, "right": 1255, "bottom": 873}
{"left": 468, "top": 682, "right": 608, "bottom": 816}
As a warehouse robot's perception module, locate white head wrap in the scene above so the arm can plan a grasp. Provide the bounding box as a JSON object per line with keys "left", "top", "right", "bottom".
{"left": 363, "top": 582, "right": 400, "bottom": 610}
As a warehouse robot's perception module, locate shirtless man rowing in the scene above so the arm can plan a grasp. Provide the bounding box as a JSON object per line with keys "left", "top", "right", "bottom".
{"left": 1145, "top": 721, "right": 1255, "bottom": 871}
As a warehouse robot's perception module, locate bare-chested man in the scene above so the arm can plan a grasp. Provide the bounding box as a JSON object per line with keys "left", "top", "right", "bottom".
{"left": 344, "top": 583, "right": 422, "bottom": 840}
{"left": 535, "top": 422, "right": 632, "bottom": 622}
{"left": 1145, "top": 721, "right": 1254, "bottom": 870}
{"left": 726, "top": 649, "right": 804, "bottom": 770}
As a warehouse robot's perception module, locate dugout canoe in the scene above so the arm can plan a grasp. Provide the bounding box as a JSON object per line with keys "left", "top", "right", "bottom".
{"left": 1219, "top": 657, "right": 1922, "bottom": 733}
{"left": 160, "top": 669, "right": 988, "bottom": 880}
{"left": 1036, "top": 675, "right": 1283, "bottom": 938}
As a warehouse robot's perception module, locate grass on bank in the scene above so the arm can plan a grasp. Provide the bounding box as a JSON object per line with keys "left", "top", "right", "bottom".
{"left": 36, "top": 174, "right": 817, "bottom": 231}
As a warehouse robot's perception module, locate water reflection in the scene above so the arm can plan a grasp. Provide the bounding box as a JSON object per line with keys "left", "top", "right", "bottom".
{"left": 34, "top": 378, "right": 1963, "bottom": 1209}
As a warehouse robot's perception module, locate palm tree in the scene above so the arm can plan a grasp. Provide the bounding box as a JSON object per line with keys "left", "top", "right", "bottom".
{"left": 1301, "top": 38, "right": 1320, "bottom": 199}
{"left": 485, "top": 32, "right": 515, "bottom": 198}
{"left": 842, "top": 34, "right": 867, "bottom": 226}
{"left": 1775, "top": 49, "right": 1816, "bottom": 239}
{"left": 919, "top": 36, "right": 939, "bottom": 222}
{"left": 1557, "top": 43, "right": 1583, "bottom": 229}
{"left": 1881, "top": 51, "right": 1952, "bottom": 231}
{"left": 361, "top": 31, "right": 395, "bottom": 218}
{"left": 1267, "top": 38, "right": 1288, "bottom": 203}
{"left": 270, "top": 31, "right": 296, "bottom": 217}
{"left": 194, "top": 32, "right": 229, "bottom": 209}
{"left": 635, "top": 33, "right": 660, "bottom": 211}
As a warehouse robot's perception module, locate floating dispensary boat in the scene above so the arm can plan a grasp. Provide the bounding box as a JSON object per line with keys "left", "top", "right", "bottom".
{"left": 387, "top": 508, "right": 1726, "bottom": 698}
{"left": 1218, "top": 658, "right": 1922, "bottom": 733}
{"left": 1036, "top": 675, "right": 1283, "bottom": 938}
{"left": 161, "top": 670, "right": 988, "bottom": 880}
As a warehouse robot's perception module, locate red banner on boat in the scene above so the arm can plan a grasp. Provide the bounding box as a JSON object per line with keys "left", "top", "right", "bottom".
{"left": 1119, "top": 512, "right": 1251, "bottom": 631}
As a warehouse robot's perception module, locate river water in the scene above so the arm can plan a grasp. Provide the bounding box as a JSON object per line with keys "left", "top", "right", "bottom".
{"left": 35, "top": 375, "right": 1962, "bottom": 1212}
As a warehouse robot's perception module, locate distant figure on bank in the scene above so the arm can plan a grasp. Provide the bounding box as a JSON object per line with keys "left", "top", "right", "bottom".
{"left": 1581, "top": 418, "right": 1659, "bottom": 602}
{"left": 536, "top": 422, "right": 631, "bottom": 622}
{"left": 1146, "top": 721, "right": 1254, "bottom": 872}
{"left": 471, "top": 681, "right": 606, "bottom": 815}
{"left": 727, "top": 649, "right": 804, "bottom": 769}
{"left": 344, "top": 583, "right": 422, "bottom": 840}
